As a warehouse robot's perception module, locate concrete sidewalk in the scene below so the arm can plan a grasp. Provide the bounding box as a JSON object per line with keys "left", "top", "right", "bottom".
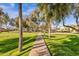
{"left": 29, "top": 32, "right": 50, "bottom": 56}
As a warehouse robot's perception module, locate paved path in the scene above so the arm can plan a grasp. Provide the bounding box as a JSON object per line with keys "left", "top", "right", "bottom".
{"left": 29, "top": 32, "right": 50, "bottom": 56}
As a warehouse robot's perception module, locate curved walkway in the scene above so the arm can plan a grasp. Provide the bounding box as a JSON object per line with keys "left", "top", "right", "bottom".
{"left": 29, "top": 32, "right": 50, "bottom": 56}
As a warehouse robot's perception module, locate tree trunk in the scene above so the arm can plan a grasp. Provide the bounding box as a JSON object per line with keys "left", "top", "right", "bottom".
{"left": 48, "top": 26, "right": 51, "bottom": 39}
{"left": 48, "top": 19, "right": 51, "bottom": 39}
{"left": 0, "top": 24, "right": 2, "bottom": 33}
{"left": 0, "top": 24, "right": 2, "bottom": 28}
{"left": 18, "top": 3, "right": 23, "bottom": 52}
{"left": 76, "top": 17, "right": 79, "bottom": 33}
{"left": 43, "top": 29, "right": 45, "bottom": 34}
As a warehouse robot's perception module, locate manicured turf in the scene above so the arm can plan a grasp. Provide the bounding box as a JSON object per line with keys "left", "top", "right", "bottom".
{"left": 44, "top": 34, "right": 79, "bottom": 56}
{"left": 0, "top": 32, "right": 37, "bottom": 56}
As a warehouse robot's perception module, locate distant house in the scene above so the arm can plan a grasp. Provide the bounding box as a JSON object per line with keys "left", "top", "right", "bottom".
{"left": 0, "top": 28, "right": 7, "bottom": 32}
{"left": 55, "top": 25, "right": 78, "bottom": 33}
{"left": 69, "top": 25, "right": 78, "bottom": 33}
{"left": 54, "top": 26, "right": 70, "bottom": 33}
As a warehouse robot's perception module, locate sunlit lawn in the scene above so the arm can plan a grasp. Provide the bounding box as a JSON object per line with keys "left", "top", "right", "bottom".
{"left": 0, "top": 32, "right": 37, "bottom": 56}
{"left": 44, "top": 33, "right": 79, "bottom": 56}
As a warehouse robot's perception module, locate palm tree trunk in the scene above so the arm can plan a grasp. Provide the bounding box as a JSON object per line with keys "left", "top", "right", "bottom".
{"left": 18, "top": 3, "right": 23, "bottom": 52}
{"left": 0, "top": 24, "right": 2, "bottom": 29}
{"left": 48, "top": 19, "right": 51, "bottom": 39}
{"left": 0, "top": 18, "right": 2, "bottom": 29}
{"left": 43, "top": 29, "right": 46, "bottom": 38}
{"left": 0, "top": 24, "right": 2, "bottom": 33}
{"left": 48, "top": 26, "right": 50, "bottom": 39}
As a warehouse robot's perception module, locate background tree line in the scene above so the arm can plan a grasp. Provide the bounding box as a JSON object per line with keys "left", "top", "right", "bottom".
{"left": 0, "top": 4, "right": 79, "bottom": 34}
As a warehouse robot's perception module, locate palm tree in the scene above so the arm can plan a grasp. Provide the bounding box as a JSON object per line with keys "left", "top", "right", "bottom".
{"left": 3, "top": 13, "right": 10, "bottom": 29}
{"left": 38, "top": 4, "right": 55, "bottom": 39}
{"left": 18, "top": 3, "right": 23, "bottom": 52}
{"left": 0, "top": 8, "right": 4, "bottom": 25}
{"left": 9, "top": 18, "right": 15, "bottom": 26}
{"left": 26, "top": 9, "right": 40, "bottom": 32}
{"left": 38, "top": 3, "right": 75, "bottom": 38}
{"left": 15, "top": 16, "right": 19, "bottom": 27}
{"left": 0, "top": 8, "right": 9, "bottom": 28}
{"left": 28, "top": 16, "right": 38, "bottom": 32}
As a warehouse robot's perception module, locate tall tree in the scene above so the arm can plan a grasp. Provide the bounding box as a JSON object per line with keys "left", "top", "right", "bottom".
{"left": 57, "top": 4, "right": 79, "bottom": 33}
{"left": 0, "top": 8, "right": 9, "bottom": 28}
{"left": 38, "top": 4, "right": 55, "bottom": 39}
{"left": 15, "top": 16, "right": 19, "bottom": 27}
{"left": 18, "top": 3, "right": 23, "bottom": 52}
{"left": 9, "top": 18, "right": 15, "bottom": 26}
{"left": 38, "top": 3, "right": 74, "bottom": 38}
{"left": 0, "top": 8, "right": 4, "bottom": 26}
{"left": 3, "top": 13, "right": 10, "bottom": 28}
{"left": 27, "top": 10, "right": 40, "bottom": 32}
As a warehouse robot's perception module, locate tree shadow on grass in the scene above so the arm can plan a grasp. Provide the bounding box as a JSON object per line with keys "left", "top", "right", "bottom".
{"left": 0, "top": 36, "right": 36, "bottom": 56}
{"left": 18, "top": 36, "right": 36, "bottom": 56}
{"left": 43, "top": 35, "right": 56, "bottom": 39}
{"left": 0, "top": 38, "right": 19, "bottom": 53}
{"left": 47, "top": 35, "right": 79, "bottom": 56}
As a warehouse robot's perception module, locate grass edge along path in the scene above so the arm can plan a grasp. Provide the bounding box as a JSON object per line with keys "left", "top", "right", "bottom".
{"left": 44, "top": 33, "right": 79, "bottom": 56}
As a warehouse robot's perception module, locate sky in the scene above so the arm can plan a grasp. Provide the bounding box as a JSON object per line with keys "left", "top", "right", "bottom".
{"left": 0, "top": 3, "right": 77, "bottom": 27}
{"left": 0, "top": 3, "right": 37, "bottom": 18}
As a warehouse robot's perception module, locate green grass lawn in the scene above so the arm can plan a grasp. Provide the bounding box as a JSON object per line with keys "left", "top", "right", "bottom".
{"left": 44, "top": 33, "right": 79, "bottom": 56}
{"left": 0, "top": 32, "right": 37, "bottom": 56}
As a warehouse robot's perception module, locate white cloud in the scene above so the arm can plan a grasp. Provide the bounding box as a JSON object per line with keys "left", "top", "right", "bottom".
{"left": 0, "top": 5, "right": 7, "bottom": 10}
{"left": 24, "top": 7, "right": 36, "bottom": 16}
{"left": 0, "top": 4, "right": 17, "bottom": 18}
{"left": 0, "top": 5, "right": 14, "bottom": 12}
{"left": 10, "top": 3, "right": 15, "bottom": 7}
{"left": 0, "top": 4, "right": 36, "bottom": 18}
{"left": 9, "top": 12, "right": 18, "bottom": 18}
